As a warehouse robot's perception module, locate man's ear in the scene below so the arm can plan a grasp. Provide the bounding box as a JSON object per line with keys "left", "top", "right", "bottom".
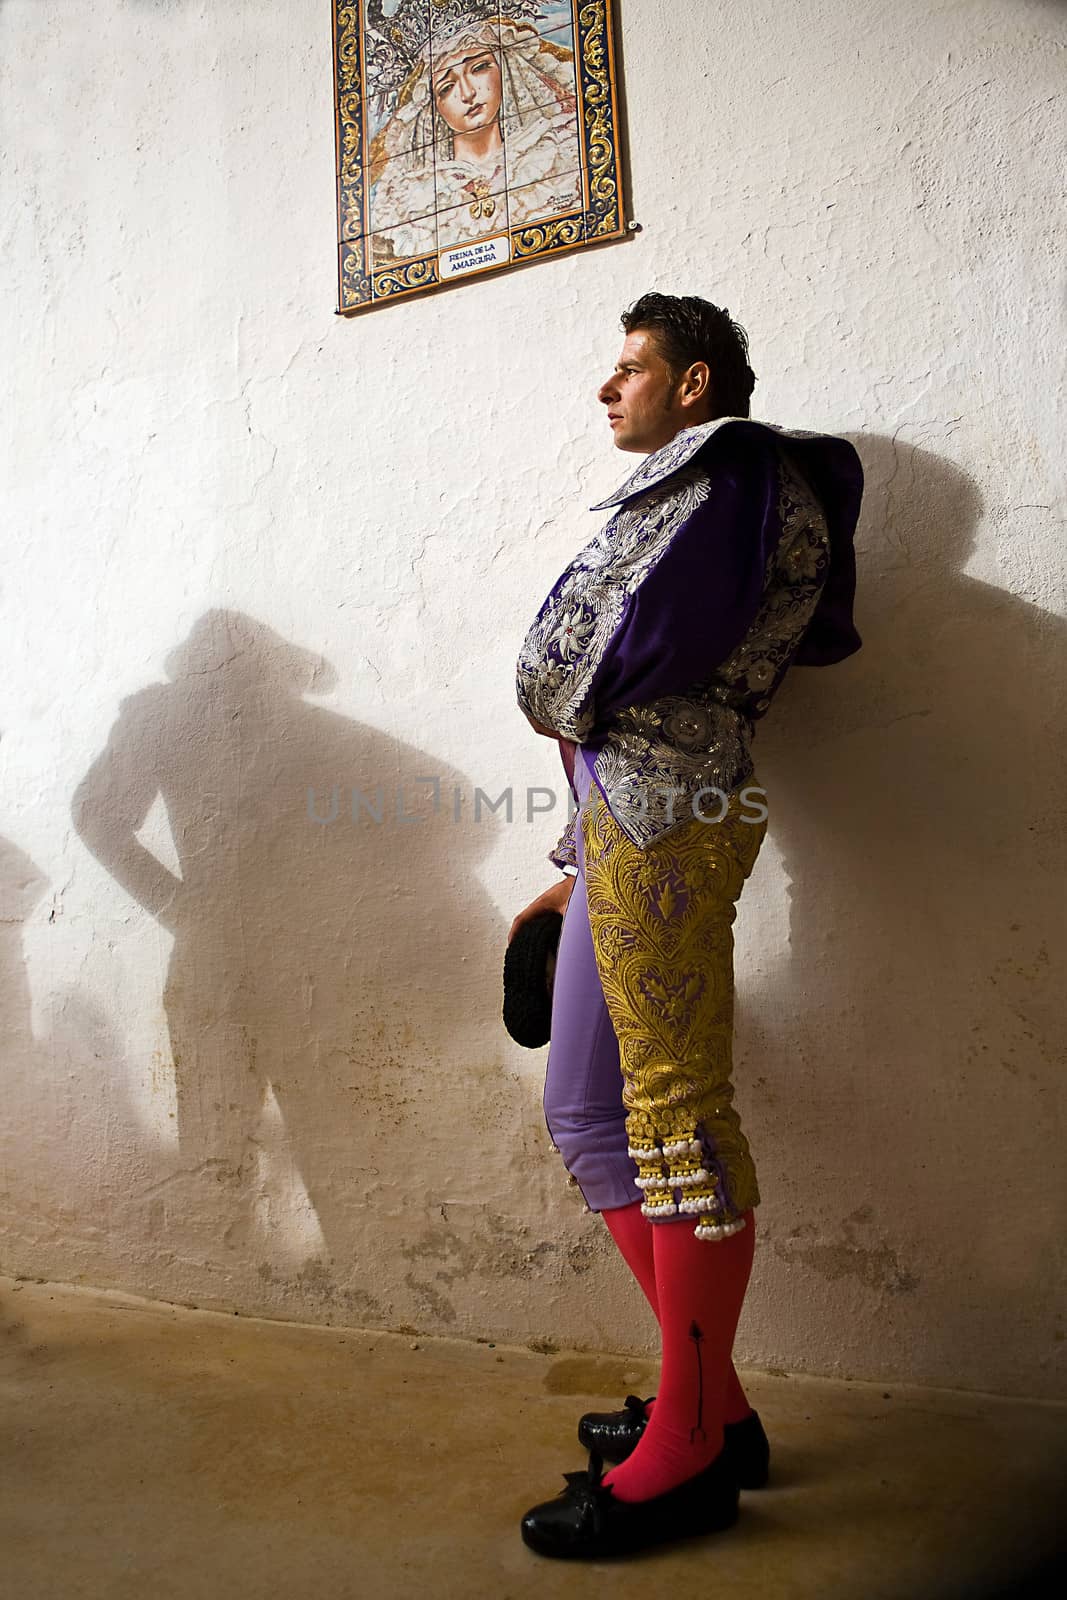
{"left": 679, "top": 360, "right": 712, "bottom": 410}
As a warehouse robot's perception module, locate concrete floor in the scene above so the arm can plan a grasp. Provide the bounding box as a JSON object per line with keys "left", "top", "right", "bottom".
{"left": 1, "top": 1275, "right": 1064, "bottom": 1600}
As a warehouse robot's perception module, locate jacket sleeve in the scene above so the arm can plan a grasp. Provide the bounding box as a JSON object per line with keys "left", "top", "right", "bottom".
{"left": 546, "top": 738, "right": 579, "bottom": 871}
{"left": 579, "top": 431, "right": 785, "bottom": 729}
{"left": 547, "top": 813, "right": 579, "bottom": 872}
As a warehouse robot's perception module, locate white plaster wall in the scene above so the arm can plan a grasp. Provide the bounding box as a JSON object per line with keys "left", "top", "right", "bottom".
{"left": 2, "top": 0, "right": 1064, "bottom": 1399}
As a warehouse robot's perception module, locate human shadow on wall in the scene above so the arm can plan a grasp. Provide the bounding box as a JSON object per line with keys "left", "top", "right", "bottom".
{"left": 740, "top": 437, "right": 1065, "bottom": 1389}
{"left": 0, "top": 837, "right": 52, "bottom": 1348}
{"left": 0, "top": 835, "right": 144, "bottom": 1284}
{"left": 69, "top": 609, "right": 536, "bottom": 1321}
{"left": 0, "top": 835, "right": 54, "bottom": 1277}
{"left": 0, "top": 836, "right": 47, "bottom": 1073}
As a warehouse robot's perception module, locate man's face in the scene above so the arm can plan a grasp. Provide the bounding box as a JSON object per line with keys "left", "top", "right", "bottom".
{"left": 597, "top": 329, "right": 693, "bottom": 454}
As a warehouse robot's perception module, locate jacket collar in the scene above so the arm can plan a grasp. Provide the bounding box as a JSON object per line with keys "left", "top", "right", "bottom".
{"left": 589, "top": 416, "right": 827, "bottom": 511}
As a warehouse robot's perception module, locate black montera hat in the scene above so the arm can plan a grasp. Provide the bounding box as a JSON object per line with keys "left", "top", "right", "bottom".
{"left": 502, "top": 910, "right": 563, "bottom": 1049}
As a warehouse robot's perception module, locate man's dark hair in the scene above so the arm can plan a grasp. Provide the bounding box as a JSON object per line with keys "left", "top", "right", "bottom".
{"left": 620, "top": 292, "right": 757, "bottom": 418}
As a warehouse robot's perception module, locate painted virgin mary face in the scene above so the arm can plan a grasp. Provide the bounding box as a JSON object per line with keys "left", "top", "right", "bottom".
{"left": 432, "top": 46, "right": 503, "bottom": 135}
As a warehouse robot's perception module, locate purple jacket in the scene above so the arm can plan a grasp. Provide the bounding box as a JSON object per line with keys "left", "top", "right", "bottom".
{"left": 515, "top": 417, "right": 864, "bottom": 861}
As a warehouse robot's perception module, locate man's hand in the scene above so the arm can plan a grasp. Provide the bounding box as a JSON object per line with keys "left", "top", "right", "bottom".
{"left": 508, "top": 876, "right": 576, "bottom": 945}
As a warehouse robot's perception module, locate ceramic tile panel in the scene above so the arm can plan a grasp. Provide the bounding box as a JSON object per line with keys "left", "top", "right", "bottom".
{"left": 333, "top": 0, "right": 623, "bottom": 313}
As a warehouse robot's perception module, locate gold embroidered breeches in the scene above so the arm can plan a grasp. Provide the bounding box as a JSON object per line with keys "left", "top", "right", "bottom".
{"left": 579, "top": 779, "right": 767, "bottom": 1240}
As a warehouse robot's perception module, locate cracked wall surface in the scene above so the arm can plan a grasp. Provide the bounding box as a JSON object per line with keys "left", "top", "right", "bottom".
{"left": 1, "top": 0, "right": 1064, "bottom": 1399}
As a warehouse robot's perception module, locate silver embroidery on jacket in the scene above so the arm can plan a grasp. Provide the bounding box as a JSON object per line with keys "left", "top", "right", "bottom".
{"left": 592, "top": 448, "right": 830, "bottom": 846}
{"left": 517, "top": 425, "right": 833, "bottom": 853}
{"left": 515, "top": 467, "right": 712, "bottom": 741}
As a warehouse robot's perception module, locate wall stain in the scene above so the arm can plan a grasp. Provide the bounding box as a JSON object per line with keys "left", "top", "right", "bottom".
{"left": 403, "top": 1272, "right": 456, "bottom": 1325}
{"left": 563, "top": 1235, "right": 601, "bottom": 1276}
{"left": 256, "top": 1258, "right": 384, "bottom": 1322}
{"left": 399, "top": 1209, "right": 593, "bottom": 1288}
{"left": 766, "top": 1204, "right": 920, "bottom": 1293}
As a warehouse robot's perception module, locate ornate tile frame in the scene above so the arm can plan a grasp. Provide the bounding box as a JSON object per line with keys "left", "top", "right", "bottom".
{"left": 332, "top": 1, "right": 626, "bottom": 313}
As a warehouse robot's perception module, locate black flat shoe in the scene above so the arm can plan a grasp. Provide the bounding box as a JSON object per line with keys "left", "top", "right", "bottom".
{"left": 578, "top": 1394, "right": 770, "bottom": 1488}
{"left": 520, "top": 1448, "right": 739, "bottom": 1560}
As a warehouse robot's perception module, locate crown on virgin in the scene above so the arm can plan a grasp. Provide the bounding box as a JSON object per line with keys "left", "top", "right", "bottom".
{"left": 365, "top": 0, "right": 546, "bottom": 91}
